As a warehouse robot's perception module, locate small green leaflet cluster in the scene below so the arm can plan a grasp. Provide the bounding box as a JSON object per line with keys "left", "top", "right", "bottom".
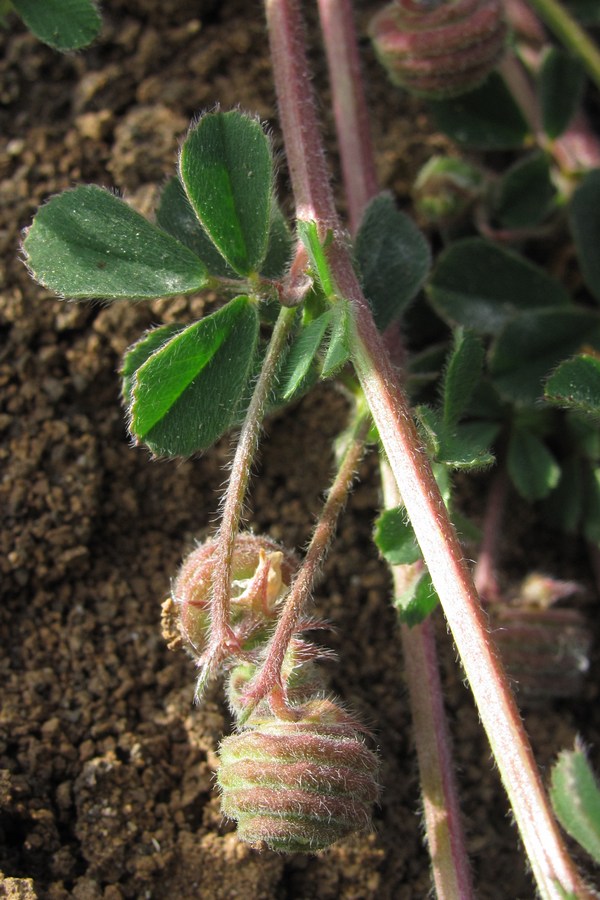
{"left": 24, "top": 109, "right": 431, "bottom": 459}
{"left": 374, "top": 505, "right": 440, "bottom": 627}
{"left": 6, "top": 0, "right": 102, "bottom": 51}
{"left": 415, "top": 235, "right": 600, "bottom": 537}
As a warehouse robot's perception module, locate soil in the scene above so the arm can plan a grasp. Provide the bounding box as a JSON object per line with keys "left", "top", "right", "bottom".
{"left": 1, "top": 2, "right": 599, "bottom": 898}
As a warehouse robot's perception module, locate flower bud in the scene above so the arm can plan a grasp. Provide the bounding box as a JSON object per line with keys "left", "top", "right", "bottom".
{"left": 369, "top": 0, "right": 508, "bottom": 99}
{"left": 170, "top": 534, "right": 298, "bottom": 658}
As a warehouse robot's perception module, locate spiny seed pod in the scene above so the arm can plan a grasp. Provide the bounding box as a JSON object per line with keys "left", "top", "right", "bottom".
{"left": 218, "top": 660, "right": 380, "bottom": 852}
{"left": 369, "top": 0, "right": 507, "bottom": 99}
{"left": 169, "top": 533, "right": 298, "bottom": 658}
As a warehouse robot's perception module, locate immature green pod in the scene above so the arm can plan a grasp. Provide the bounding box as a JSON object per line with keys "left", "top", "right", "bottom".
{"left": 217, "top": 702, "right": 380, "bottom": 852}
{"left": 369, "top": 0, "right": 507, "bottom": 99}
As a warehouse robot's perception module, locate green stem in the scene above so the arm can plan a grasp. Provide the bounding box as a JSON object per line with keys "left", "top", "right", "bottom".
{"left": 200, "top": 303, "right": 297, "bottom": 688}
{"left": 527, "top": 0, "right": 600, "bottom": 91}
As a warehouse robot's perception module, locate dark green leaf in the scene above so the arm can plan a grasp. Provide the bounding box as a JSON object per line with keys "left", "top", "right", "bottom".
{"left": 490, "top": 308, "right": 600, "bottom": 406}
{"left": 24, "top": 185, "right": 208, "bottom": 300}
{"left": 442, "top": 329, "right": 485, "bottom": 426}
{"left": 260, "top": 203, "right": 293, "bottom": 279}
{"left": 507, "top": 428, "right": 560, "bottom": 500}
{"left": 129, "top": 296, "right": 259, "bottom": 456}
{"left": 394, "top": 570, "right": 440, "bottom": 627}
{"left": 279, "top": 311, "right": 332, "bottom": 401}
{"left": 550, "top": 747, "right": 600, "bottom": 865}
{"left": 429, "top": 72, "right": 529, "bottom": 150}
{"left": 355, "top": 193, "right": 431, "bottom": 331}
{"left": 567, "top": 411, "right": 600, "bottom": 462}
{"left": 12, "top": 0, "right": 101, "bottom": 50}
{"left": 428, "top": 238, "right": 570, "bottom": 335}
{"left": 466, "top": 380, "right": 506, "bottom": 421}
{"left": 416, "top": 406, "right": 497, "bottom": 469}
{"left": 545, "top": 354, "right": 600, "bottom": 416}
{"left": 321, "top": 302, "right": 352, "bottom": 377}
{"left": 492, "top": 152, "right": 557, "bottom": 229}
{"left": 564, "top": 0, "right": 600, "bottom": 25}
{"left": 121, "top": 323, "right": 185, "bottom": 405}
{"left": 569, "top": 170, "right": 600, "bottom": 302}
{"left": 156, "top": 177, "right": 237, "bottom": 278}
{"left": 157, "top": 177, "right": 292, "bottom": 281}
{"left": 436, "top": 421, "right": 498, "bottom": 470}
{"left": 374, "top": 507, "right": 421, "bottom": 566}
{"left": 179, "top": 111, "right": 273, "bottom": 276}
{"left": 539, "top": 49, "right": 586, "bottom": 139}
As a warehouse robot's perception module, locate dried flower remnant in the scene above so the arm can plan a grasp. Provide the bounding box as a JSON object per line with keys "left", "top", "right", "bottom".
{"left": 169, "top": 533, "right": 299, "bottom": 659}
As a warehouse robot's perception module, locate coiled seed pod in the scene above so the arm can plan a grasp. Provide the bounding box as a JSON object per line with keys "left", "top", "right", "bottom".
{"left": 369, "top": 0, "right": 507, "bottom": 99}
{"left": 168, "top": 533, "right": 298, "bottom": 658}
{"left": 218, "top": 702, "right": 380, "bottom": 851}
{"left": 218, "top": 649, "right": 380, "bottom": 852}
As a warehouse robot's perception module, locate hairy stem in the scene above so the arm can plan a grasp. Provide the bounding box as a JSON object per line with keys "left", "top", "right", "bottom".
{"left": 499, "top": 54, "right": 600, "bottom": 176}
{"left": 382, "top": 459, "right": 475, "bottom": 900}
{"left": 319, "top": 0, "right": 474, "bottom": 892}
{"left": 317, "top": 0, "right": 378, "bottom": 234}
{"left": 526, "top": 0, "right": 600, "bottom": 92}
{"left": 473, "top": 465, "right": 509, "bottom": 604}
{"left": 264, "top": 0, "right": 591, "bottom": 895}
{"left": 240, "top": 410, "right": 371, "bottom": 713}
{"left": 205, "top": 304, "right": 297, "bottom": 670}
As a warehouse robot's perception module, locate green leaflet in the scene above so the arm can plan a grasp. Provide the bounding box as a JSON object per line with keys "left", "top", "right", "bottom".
{"left": 179, "top": 111, "right": 273, "bottom": 276}
{"left": 24, "top": 186, "right": 208, "bottom": 301}
{"left": 128, "top": 296, "right": 259, "bottom": 457}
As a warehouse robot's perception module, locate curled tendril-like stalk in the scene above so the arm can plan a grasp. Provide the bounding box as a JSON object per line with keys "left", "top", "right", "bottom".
{"left": 369, "top": 0, "right": 508, "bottom": 99}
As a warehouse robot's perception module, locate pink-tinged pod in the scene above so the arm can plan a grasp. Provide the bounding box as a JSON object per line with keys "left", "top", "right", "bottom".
{"left": 369, "top": 0, "right": 507, "bottom": 99}
{"left": 217, "top": 713, "right": 380, "bottom": 852}
{"left": 170, "top": 533, "right": 299, "bottom": 658}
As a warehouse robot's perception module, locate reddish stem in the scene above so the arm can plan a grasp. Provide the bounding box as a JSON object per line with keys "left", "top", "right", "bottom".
{"left": 264, "top": 1, "right": 591, "bottom": 896}
{"left": 241, "top": 413, "right": 370, "bottom": 712}
{"left": 317, "top": 0, "right": 378, "bottom": 234}
{"left": 473, "top": 465, "right": 509, "bottom": 604}
{"left": 382, "top": 460, "right": 475, "bottom": 900}
{"left": 202, "top": 304, "right": 297, "bottom": 683}
{"left": 319, "top": 1, "right": 473, "bottom": 893}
